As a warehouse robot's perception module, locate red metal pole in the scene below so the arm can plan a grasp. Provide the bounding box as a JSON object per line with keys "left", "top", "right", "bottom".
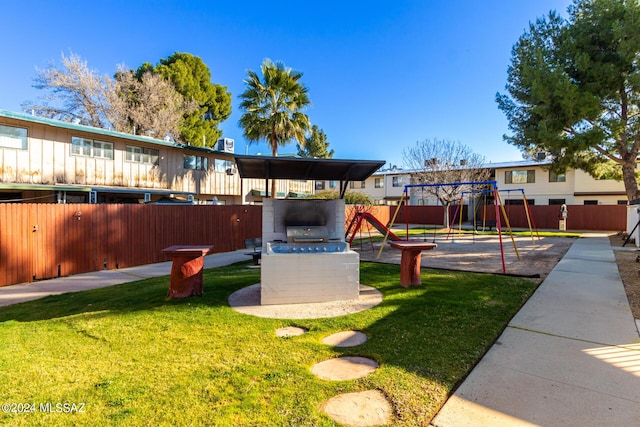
{"left": 494, "top": 187, "right": 506, "bottom": 274}
{"left": 404, "top": 189, "right": 409, "bottom": 241}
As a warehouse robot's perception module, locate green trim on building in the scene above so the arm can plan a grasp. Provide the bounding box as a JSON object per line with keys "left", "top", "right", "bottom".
{"left": 0, "top": 109, "right": 234, "bottom": 158}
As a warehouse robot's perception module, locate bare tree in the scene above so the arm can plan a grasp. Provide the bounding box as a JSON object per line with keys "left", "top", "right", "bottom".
{"left": 403, "top": 139, "right": 491, "bottom": 228}
{"left": 23, "top": 52, "right": 197, "bottom": 141}
{"left": 109, "top": 67, "right": 197, "bottom": 140}
{"left": 23, "top": 52, "right": 113, "bottom": 128}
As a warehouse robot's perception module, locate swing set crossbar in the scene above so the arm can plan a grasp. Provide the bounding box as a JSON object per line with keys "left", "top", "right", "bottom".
{"left": 404, "top": 180, "right": 497, "bottom": 191}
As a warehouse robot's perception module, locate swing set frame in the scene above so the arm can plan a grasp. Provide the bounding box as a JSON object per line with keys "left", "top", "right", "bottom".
{"left": 377, "top": 180, "right": 538, "bottom": 274}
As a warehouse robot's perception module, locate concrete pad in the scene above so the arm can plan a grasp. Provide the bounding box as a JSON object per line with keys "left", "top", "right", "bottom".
{"left": 509, "top": 269, "right": 638, "bottom": 344}
{"left": 552, "top": 257, "right": 619, "bottom": 277}
{"left": 433, "top": 328, "right": 640, "bottom": 426}
{"left": 433, "top": 234, "right": 640, "bottom": 426}
{"left": 228, "top": 284, "right": 382, "bottom": 319}
{"left": 275, "top": 327, "right": 306, "bottom": 337}
{"left": 321, "top": 390, "right": 392, "bottom": 426}
{"left": 322, "top": 331, "right": 367, "bottom": 347}
{"left": 311, "top": 356, "right": 378, "bottom": 381}
{"left": 562, "top": 237, "right": 616, "bottom": 261}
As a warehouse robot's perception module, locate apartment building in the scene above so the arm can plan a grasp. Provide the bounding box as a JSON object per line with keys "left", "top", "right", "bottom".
{"left": 0, "top": 110, "right": 313, "bottom": 204}
{"left": 318, "top": 159, "right": 631, "bottom": 206}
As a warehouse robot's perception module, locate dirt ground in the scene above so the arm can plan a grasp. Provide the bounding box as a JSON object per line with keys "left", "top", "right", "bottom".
{"left": 609, "top": 234, "right": 640, "bottom": 319}
{"left": 355, "top": 233, "right": 574, "bottom": 281}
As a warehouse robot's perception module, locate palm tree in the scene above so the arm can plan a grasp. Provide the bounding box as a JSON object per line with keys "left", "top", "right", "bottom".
{"left": 239, "top": 59, "right": 311, "bottom": 198}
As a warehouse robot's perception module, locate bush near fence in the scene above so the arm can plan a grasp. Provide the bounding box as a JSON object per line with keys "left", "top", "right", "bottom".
{"left": 0, "top": 203, "right": 626, "bottom": 287}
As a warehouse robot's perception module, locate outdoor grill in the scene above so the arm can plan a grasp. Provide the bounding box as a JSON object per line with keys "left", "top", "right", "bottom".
{"left": 266, "top": 226, "right": 347, "bottom": 254}
{"left": 260, "top": 200, "right": 360, "bottom": 305}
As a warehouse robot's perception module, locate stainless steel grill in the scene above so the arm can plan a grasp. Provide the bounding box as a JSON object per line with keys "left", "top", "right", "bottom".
{"left": 286, "top": 225, "right": 328, "bottom": 243}
{"left": 268, "top": 226, "right": 347, "bottom": 254}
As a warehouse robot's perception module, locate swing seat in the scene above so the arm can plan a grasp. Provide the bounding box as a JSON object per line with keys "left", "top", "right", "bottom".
{"left": 474, "top": 219, "right": 497, "bottom": 230}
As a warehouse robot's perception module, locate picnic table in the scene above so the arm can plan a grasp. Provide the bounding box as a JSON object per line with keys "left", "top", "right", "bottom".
{"left": 161, "top": 245, "right": 214, "bottom": 299}
{"left": 388, "top": 241, "right": 437, "bottom": 287}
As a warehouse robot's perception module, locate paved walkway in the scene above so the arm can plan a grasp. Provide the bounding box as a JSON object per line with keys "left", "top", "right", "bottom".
{"left": 0, "top": 250, "right": 250, "bottom": 308}
{"left": 433, "top": 233, "right": 640, "bottom": 426}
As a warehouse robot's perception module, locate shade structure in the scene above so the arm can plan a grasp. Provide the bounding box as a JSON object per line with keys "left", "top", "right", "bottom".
{"left": 233, "top": 154, "right": 385, "bottom": 198}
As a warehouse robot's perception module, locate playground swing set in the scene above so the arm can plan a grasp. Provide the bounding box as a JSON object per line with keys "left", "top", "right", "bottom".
{"left": 345, "top": 180, "right": 540, "bottom": 274}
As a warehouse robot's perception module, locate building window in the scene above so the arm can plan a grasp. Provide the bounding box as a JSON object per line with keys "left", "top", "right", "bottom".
{"left": 392, "top": 176, "right": 403, "bottom": 187}
{"left": 549, "top": 171, "right": 566, "bottom": 182}
{"left": 184, "top": 155, "right": 208, "bottom": 170}
{"left": 584, "top": 200, "right": 598, "bottom": 205}
{"left": 505, "top": 170, "right": 535, "bottom": 184}
{"left": 0, "top": 124, "right": 27, "bottom": 150}
{"left": 315, "top": 181, "right": 325, "bottom": 191}
{"left": 349, "top": 181, "right": 365, "bottom": 189}
{"left": 71, "top": 137, "right": 113, "bottom": 159}
{"left": 213, "top": 158, "right": 234, "bottom": 173}
{"left": 618, "top": 200, "right": 628, "bottom": 205}
{"left": 360, "top": 181, "right": 365, "bottom": 189}
{"left": 549, "top": 198, "right": 566, "bottom": 205}
{"left": 374, "top": 178, "right": 383, "bottom": 188}
{"left": 126, "top": 146, "right": 159, "bottom": 165}
{"left": 329, "top": 180, "right": 337, "bottom": 189}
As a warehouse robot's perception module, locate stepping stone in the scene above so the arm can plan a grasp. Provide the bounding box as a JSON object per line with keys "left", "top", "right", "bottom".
{"left": 322, "top": 330, "right": 367, "bottom": 347}
{"left": 321, "top": 390, "right": 392, "bottom": 426}
{"left": 275, "top": 326, "right": 306, "bottom": 337}
{"left": 311, "top": 356, "right": 378, "bottom": 381}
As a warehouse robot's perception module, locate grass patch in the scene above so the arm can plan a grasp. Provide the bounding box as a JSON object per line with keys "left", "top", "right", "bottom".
{"left": 0, "top": 261, "right": 537, "bottom": 426}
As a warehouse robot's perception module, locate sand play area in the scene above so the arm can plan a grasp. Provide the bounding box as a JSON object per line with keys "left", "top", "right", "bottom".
{"left": 355, "top": 232, "right": 575, "bottom": 279}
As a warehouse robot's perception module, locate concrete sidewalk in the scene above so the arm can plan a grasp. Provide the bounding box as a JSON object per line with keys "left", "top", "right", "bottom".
{"left": 0, "top": 250, "right": 250, "bottom": 308}
{"left": 433, "top": 234, "right": 640, "bottom": 426}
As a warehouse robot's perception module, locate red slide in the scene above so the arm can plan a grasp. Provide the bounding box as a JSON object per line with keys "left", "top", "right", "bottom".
{"left": 347, "top": 212, "right": 402, "bottom": 243}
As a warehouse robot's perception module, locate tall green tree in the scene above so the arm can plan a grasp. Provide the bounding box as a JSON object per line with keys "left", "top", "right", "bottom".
{"left": 139, "top": 52, "right": 232, "bottom": 147}
{"left": 496, "top": 0, "right": 640, "bottom": 200}
{"left": 297, "top": 125, "right": 334, "bottom": 158}
{"left": 239, "top": 59, "right": 311, "bottom": 197}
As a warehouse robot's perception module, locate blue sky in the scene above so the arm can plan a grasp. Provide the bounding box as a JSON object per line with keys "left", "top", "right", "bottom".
{"left": 0, "top": 1, "right": 572, "bottom": 168}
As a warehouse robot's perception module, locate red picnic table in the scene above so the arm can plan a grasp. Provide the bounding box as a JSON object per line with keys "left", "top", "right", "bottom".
{"left": 388, "top": 241, "right": 437, "bottom": 287}
{"left": 162, "top": 245, "right": 214, "bottom": 299}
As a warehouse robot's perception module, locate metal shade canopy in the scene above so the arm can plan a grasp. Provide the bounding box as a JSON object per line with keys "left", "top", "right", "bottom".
{"left": 234, "top": 154, "right": 385, "bottom": 198}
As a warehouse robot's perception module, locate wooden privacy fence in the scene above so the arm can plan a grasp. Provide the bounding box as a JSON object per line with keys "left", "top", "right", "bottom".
{"left": 0, "top": 204, "right": 262, "bottom": 287}
{"left": 0, "top": 203, "right": 627, "bottom": 288}
{"left": 481, "top": 204, "right": 627, "bottom": 231}
{"left": 393, "top": 204, "right": 626, "bottom": 231}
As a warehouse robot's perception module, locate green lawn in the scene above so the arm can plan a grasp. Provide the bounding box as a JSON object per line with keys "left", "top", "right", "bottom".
{"left": 0, "top": 261, "right": 537, "bottom": 426}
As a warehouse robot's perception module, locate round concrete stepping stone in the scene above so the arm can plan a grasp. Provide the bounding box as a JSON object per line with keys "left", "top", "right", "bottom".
{"left": 321, "top": 390, "right": 392, "bottom": 426}
{"left": 275, "top": 326, "right": 306, "bottom": 337}
{"left": 311, "top": 356, "right": 378, "bottom": 381}
{"left": 322, "top": 331, "right": 367, "bottom": 347}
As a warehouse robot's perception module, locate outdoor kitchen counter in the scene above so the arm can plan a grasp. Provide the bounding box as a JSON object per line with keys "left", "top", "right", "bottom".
{"left": 161, "top": 245, "right": 214, "bottom": 299}
{"left": 388, "top": 241, "right": 437, "bottom": 288}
